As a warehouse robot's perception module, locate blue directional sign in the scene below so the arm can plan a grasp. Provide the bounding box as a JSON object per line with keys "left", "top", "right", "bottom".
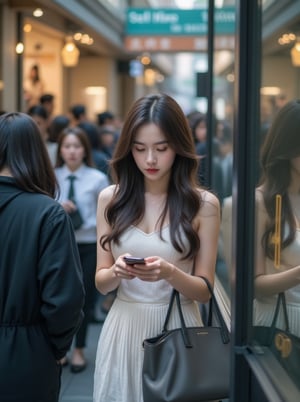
{"left": 126, "top": 7, "right": 235, "bottom": 36}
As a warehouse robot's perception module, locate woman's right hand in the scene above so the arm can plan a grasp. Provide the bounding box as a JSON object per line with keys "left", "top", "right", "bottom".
{"left": 114, "top": 255, "right": 136, "bottom": 280}
{"left": 61, "top": 200, "right": 77, "bottom": 214}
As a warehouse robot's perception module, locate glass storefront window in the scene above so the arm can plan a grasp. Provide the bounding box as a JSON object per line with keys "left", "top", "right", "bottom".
{"left": 214, "top": 2, "right": 235, "bottom": 297}
{"left": 251, "top": 0, "right": 300, "bottom": 391}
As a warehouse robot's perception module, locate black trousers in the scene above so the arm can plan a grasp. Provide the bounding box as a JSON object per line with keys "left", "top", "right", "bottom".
{"left": 75, "top": 242, "right": 97, "bottom": 348}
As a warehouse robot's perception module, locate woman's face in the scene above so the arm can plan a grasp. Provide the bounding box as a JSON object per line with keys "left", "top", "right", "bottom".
{"left": 60, "top": 134, "right": 85, "bottom": 171}
{"left": 131, "top": 123, "right": 176, "bottom": 185}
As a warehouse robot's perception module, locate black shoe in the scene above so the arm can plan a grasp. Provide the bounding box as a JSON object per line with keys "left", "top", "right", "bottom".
{"left": 70, "top": 362, "right": 87, "bottom": 373}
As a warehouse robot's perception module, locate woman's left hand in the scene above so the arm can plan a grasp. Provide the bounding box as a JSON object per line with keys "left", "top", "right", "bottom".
{"left": 127, "top": 256, "right": 174, "bottom": 282}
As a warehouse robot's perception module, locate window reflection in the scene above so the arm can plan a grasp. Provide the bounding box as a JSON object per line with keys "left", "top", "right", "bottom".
{"left": 249, "top": 0, "right": 300, "bottom": 390}
{"left": 252, "top": 100, "right": 300, "bottom": 389}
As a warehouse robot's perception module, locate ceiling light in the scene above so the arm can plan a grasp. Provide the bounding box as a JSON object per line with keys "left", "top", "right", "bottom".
{"left": 15, "top": 42, "right": 24, "bottom": 54}
{"left": 260, "top": 87, "right": 281, "bottom": 96}
{"left": 73, "top": 32, "right": 82, "bottom": 41}
{"left": 277, "top": 32, "right": 300, "bottom": 67}
{"left": 33, "top": 8, "right": 43, "bottom": 18}
{"left": 61, "top": 37, "right": 80, "bottom": 67}
{"left": 291, "top": 40, "right": 300, "bottom": 67}
{"left": 23, "top": 24, "right": 32, "bottom": 33}
{"left": 140, "top": 54, "right": 151, "bottom": 65}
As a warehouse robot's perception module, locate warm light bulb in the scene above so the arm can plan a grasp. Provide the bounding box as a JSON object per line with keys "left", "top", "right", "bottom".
{"left": 140, "top": 55, "right": 151, "bottom": 65}
{"left": 291, "top": 41, "right": 300, "bottom": 67}
{"left": 33, "top": 8, "right": 43, "bottom": 17}
{"left": 61, "top": 38, "right": 80, "bottom": 67}
{"left": 66, "top": 43, "right": 75, "bottom": 52}
{"left": 23, "top": 24, "right": 32, "bottom": 33}
{"left": 74, "top": 33, "right": 82, "bottom": 41}
{"left": 15, "top": 42, "right": 24, "bottom": 54}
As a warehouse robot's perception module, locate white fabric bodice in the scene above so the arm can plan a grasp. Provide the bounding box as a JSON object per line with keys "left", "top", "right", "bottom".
{"left": 111, "top": 225, "right": 193, "bottom": 304}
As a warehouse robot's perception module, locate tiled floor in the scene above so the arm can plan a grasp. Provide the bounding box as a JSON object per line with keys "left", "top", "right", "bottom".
{"left": 59, "top": 323, "right": 102, "bottom": 402}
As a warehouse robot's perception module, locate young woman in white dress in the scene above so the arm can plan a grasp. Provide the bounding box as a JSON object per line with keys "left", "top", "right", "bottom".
{"left": 93, "top": 93, "right": 221, "bottom": 402}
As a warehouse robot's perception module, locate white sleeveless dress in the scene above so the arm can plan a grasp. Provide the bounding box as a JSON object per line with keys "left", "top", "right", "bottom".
{"left": 254, "top": 227, "right": 300, "bottom": 336}
{"left": 93, "top": 225, "right": 203, "bottom": 402}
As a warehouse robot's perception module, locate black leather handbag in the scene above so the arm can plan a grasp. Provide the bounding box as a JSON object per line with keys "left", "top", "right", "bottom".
{"left": 253, "top": 292, "right": 300, "bottom": 389}
{"left": 142, "top": 276, "right": 230, "bottom": 402}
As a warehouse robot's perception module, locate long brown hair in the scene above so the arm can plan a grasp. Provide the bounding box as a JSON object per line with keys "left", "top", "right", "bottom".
{"left": 101, "top": 93, "right": 202, "bottom": 260}
{"left": 259, "top": 99, "right": 300, "bottom": 258}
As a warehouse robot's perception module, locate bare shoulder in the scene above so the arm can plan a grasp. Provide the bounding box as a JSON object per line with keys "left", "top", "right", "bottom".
{"left": 255, "top": 186, "right": 264, "bottom": 202}
{"left": 198, "top": 188, "right": 220, "bottom": 217}
{"left": 98, "top": 184, "right": 117, "bottom": 206}
{"left": 255, "top": 186, "right": 265, "bottom": 209}
{"left": 255, "top": 186, "right": 267, "bottom": 213}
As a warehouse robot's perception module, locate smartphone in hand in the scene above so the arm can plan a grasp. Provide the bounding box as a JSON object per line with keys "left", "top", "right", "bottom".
{"left": 124, "top": 256, "right": 145, "bottom": 265}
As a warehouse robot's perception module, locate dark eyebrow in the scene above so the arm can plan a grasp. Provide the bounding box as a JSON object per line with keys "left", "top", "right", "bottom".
{"left": 133, "top": 140, "right": 169, "bottom": 145}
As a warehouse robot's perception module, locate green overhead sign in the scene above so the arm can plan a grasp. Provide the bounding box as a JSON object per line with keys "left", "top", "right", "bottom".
{"left": 126, "top": 7, "right": 235, "bottom": 36}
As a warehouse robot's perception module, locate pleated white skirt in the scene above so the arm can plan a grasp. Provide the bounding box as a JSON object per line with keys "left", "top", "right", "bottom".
{"left": 93, "top": 296, "right": 202, "bottom": 402}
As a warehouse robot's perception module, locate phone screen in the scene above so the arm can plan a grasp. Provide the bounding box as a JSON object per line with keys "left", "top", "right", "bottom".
{"left": 124, "top": 256, "right": 145, "bottom": 265}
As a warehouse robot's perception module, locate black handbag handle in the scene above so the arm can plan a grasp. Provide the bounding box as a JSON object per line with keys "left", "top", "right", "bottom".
{"left": 163, "top": 276, "right": 230, "bottom": 347}
{"left": 271, "top": 292, "right": 290, "bottom": 332}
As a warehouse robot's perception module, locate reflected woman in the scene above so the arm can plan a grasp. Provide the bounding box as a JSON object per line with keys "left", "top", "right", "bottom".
{"left": 254, "top": 99, "right": 300, "bottom": 336}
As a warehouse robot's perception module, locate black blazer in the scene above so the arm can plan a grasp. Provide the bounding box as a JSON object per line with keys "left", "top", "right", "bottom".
{"left": 0, "top": 177, "right": 85, "bottom": 401}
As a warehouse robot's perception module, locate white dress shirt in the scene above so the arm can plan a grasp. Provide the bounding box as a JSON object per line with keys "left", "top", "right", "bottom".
{"left": 55, "top": 164, "right": 109, "bottom": 243}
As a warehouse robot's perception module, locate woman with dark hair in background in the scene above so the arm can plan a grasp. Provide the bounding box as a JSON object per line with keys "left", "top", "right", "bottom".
{"left": 93, "top": 93, "right": 220, "bottom": 402}
{"left": 0, "top": 112, "right": 84, "bottom": 402}
{"left": 55, "top": 127, "right": 109, "bottom": 372}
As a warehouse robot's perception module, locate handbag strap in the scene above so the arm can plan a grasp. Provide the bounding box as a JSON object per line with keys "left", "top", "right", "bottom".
{"left": 199, "top": 276, "right": 230, "bottom": 344}
{"left": 162, "top": 290, "right": 193, "bottom": 348}
{"left": 163, "top": 276, "right": 230, "bottom": 347}
{"left": 270, "top": 292, "right": 290, "bottom": 332}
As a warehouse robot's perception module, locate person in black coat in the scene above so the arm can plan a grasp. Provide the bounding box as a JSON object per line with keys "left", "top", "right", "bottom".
{"left": 0, "top": 112, "right": 85, "bottom": 402}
